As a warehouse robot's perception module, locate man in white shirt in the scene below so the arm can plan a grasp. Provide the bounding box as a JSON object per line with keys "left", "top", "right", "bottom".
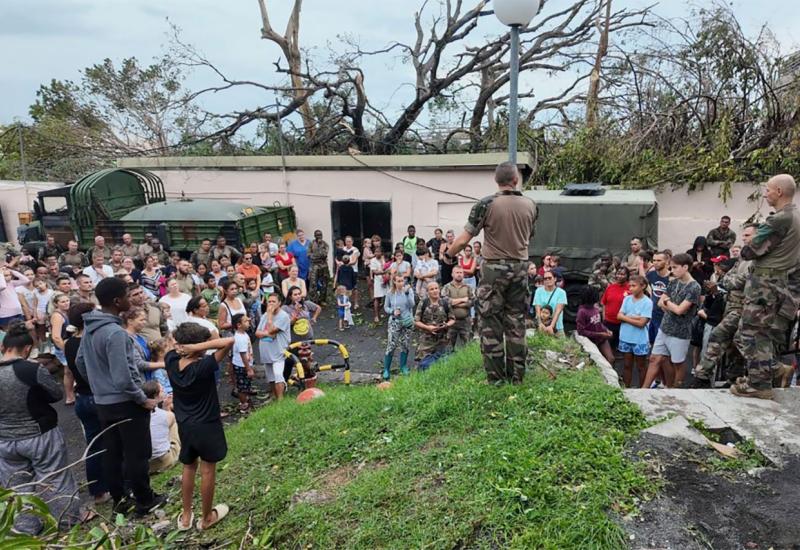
{"left": 414, "top": 248, "right": 439, "bottom": 299}
{"left": 82, "top": 253, "right": 114, "bottom": 286}
{"left": 158, "top": 279, "right": 191, "bottom": 326}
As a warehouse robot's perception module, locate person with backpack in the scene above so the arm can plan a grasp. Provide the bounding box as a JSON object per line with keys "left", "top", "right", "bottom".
{"left": 414, "top": 282, "right": 455, "bottom": 370}
{"left": 0, "top": 321, "right": 86, "bottom": 533}
{"left": 382, "top": 275, "right": 416, "bottom": 380}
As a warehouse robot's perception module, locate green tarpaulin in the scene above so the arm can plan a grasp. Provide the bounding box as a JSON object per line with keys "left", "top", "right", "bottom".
{"left": 524, "top": 189, "right": 658, "bottom": 280}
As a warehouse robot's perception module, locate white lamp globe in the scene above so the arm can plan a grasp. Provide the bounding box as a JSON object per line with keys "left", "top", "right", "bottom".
{"left": 493, "top": 0, "right": 541, "bottom": 26}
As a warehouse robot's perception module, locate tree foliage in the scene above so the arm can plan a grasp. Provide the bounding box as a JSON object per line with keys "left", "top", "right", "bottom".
{"left": 3, "top": 1, "right": 800, "bottom": 189}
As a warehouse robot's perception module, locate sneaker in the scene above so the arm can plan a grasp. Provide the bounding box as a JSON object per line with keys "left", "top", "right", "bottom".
{"left": 687, "top": 377, "right": 711, "bottom": 389}
{"left": 112, "top": 496, "right": 135, "bottom": 515}
{"left": 134, "top": 493, "right": 167, "bottom": 517}
{"left": 730, "top": 382, "right": 773, "bottom": 400}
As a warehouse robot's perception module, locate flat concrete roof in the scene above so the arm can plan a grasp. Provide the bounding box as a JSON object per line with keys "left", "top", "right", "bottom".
{"left": 116, "top": 152, "right": 533, "bottom": 171}
{"left": 524, "top": 189, "right": 657, "bottom": 205}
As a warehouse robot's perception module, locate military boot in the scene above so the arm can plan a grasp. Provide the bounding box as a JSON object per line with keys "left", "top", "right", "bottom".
{"left": 730, "top": 377, "right": 774, "bottom": 400}
{"left": 772, "top": 363, "right": 794, "bottom": 388}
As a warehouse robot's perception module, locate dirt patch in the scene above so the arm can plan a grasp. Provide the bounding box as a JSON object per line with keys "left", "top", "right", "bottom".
{"left": 293, "top": 460, "right": 388, "bottom": 507}
{"left": 624, "top": 433, "right": 800, "bottom": 549}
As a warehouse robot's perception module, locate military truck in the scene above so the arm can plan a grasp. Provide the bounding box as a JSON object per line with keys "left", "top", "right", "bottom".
{"left": 525, "top": 185, "right": 659, "bottom": 325}
{"left": 19, "top": 168, "right": 296, "bottom": 253}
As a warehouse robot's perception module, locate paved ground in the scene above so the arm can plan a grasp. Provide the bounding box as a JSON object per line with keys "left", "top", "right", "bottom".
{"left": 54, "top": 301, "right": 403, "bottom": 497}
{"left": 626, "top": 387, "right": 800, "bottom": 466}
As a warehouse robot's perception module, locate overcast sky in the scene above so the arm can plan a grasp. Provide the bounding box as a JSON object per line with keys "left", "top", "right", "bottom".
{"left": 2, "top": 0, "right": 799, "bottom": 127}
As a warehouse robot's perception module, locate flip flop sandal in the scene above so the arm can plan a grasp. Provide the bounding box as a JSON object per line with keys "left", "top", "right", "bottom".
{"left": 176, "top": 511, "right": 194, "bottom": 532}
{"left": 196, "top": 504, "right": 229, "bottom": 531}
{"left": 80, "top": 509, "right": 98, "bottom": 524}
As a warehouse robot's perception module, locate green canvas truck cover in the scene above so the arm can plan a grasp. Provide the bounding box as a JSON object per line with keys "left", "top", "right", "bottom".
{"left": 524, "top": 189, "right": 658, "bottom": 279}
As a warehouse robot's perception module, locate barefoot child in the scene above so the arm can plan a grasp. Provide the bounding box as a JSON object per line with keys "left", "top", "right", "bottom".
{"left": 166, "top": 324, "right": 233, "bottom": 532}
{"left": 616, "top": 275, "right": 652, "bottom": 387}
{"left": 231, "top": 314, "right": 254, "bottom": 413}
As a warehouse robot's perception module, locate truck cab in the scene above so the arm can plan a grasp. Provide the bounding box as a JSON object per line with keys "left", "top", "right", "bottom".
{"left": 19, "top": 186, "right": 74, "bottom": 248}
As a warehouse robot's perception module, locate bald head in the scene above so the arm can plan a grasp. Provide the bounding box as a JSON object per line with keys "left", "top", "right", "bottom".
{"left": 764, "top": 174, "right": 797, "bottom": 208}
{"left": 769, "top": 174, "right": 797, "bottom": 197}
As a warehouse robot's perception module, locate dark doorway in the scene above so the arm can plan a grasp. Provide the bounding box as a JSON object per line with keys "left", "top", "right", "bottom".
{"left": 330, "top": 201, "right": 391, "bottom": 248}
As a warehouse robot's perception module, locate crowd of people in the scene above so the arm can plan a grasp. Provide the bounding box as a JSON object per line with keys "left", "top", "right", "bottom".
{"left": 575, "top": 201, "right": 798, "bottom": 393}
{"left": 0, "top": 170, "right": 797, "bottom": 535}
{"left": 0, "top": 224, "right": 487, "bottom": 534}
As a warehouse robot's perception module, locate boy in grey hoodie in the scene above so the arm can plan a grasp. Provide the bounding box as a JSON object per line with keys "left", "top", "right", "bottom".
{"left": 76, "top": 277, "right": 165, "bottom": 516}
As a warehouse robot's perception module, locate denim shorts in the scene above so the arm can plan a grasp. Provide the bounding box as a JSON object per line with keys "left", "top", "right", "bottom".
{"left": 618, "top": 340, "right": 650, "bottom": 356}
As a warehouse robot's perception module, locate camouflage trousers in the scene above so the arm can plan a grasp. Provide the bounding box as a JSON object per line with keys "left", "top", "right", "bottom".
{"left": 694, "top": 308, "right": 743, "bottom": 380}
{"left": 417, "top": 332, "right": 449, "bottom": 358}
{"left": 734, "top": 272, "right": 798, "bottom": 390}
{"left": 447, "top": 318, "right": 472, "bottom": 350}
{"left": 385, "top": 318, "right": 412, "bottom": 356}
{"left": 476, "top": 260, "right": 529, "bottom": 384}
{"left": 308, "top": 263, "right": 330, "bottom": 304}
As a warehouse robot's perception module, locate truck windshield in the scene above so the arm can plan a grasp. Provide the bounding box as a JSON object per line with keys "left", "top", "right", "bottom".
{"left": 41, "top": 196, "right": 68, "bottom": 215}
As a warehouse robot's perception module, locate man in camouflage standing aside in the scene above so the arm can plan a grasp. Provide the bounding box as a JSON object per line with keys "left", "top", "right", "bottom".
{"left": 308, "top": 230, "right": 330, "bottom": 305}
{"left": 441, "top": 265, "right": 475, "bottom": 350}
{"left": 731, "top": 174, "right": 800, "bottom": 399}
{"left": 690, "top": 224, "right": 756, "bottom": 388}
{"left": 443, "top": 162, "right": 537, "bottom": 384}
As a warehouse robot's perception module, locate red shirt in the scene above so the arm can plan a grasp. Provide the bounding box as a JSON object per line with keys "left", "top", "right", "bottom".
{"left": 601, "top": 282, "right": 630, "bottom": 325}
{"left": 276, "top": 252, "right": 295, "bottom": 278}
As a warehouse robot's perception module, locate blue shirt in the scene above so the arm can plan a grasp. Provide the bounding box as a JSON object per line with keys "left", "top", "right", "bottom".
{"left": 619, "top": 294, "right": 652, "bottom": 345}
{"left": 532, "top": 287, "right": 568, "bottom": 331}
{"left": 287, "top": 239, "right": 311, "bottom": 279}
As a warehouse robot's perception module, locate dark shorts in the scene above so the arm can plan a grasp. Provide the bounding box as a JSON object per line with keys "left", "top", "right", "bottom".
{"left": 178, "top": 421, "right": 227, "bottom": 464}
{"left": 0, "top": 314, "right": 24, "bottom": 329}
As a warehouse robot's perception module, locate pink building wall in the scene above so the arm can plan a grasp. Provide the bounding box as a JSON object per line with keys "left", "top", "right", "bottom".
{"left": 0, "top": 170, "right": 768, "bottom": 257}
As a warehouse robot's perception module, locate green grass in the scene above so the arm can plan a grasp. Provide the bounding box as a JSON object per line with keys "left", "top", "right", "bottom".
{"left": 159, "top": 338, "right": 650, "bottom": 549}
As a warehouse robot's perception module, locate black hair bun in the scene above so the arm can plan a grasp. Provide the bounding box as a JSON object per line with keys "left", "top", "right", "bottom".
{"left": 5, "top": 321, "right": 29, "bottom": 337}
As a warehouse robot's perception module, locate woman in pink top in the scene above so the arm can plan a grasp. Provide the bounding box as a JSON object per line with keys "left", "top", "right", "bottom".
{"left": 0, "top": 265, "right": 30, "bottom": 329}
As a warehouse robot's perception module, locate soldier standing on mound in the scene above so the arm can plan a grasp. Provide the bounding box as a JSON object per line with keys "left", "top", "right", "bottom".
{"left": 443, "top": 162, "right": 537, "bottom": 384}
{"left": 731, "top": 174, "right": 800, "bottom": 399}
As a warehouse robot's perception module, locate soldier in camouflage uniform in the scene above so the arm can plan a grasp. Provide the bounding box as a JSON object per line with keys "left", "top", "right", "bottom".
{"left": 308, "top": 230, "right": 330, "bottom": 305}
{"left": 414, "top": 282, "right": 455, "bottom": 368}
{"left": 731, "top": 174, "right": 800, "bottom": 399}
{"left": 443, "top": 162, "right": 537, "bottom": 384}
{"left": 588, "top": 255, "right": 615, "bottom": 292}
{"left": 441, "top": 266, "right": 475, "bottom": 350}
{"left": 690, "top": 225, "right": 756, "bottom": 387}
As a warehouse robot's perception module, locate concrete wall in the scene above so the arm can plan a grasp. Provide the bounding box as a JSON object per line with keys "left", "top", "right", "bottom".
{"left": 0, "top": 173, "right": 767, "bottom": 258}
{"left": 152, "top": 168, "right": 495, "bottom": 247}
{"left": 654, "top": 182, "right": 765, "bottom": 253}
{"left": 0, "top": 181, "right": 64, "bottom": 242}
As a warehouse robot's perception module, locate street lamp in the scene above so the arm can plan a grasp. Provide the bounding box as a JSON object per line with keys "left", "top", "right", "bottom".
{"left": 494, "top": 0, "right": 540, "bottom": 165}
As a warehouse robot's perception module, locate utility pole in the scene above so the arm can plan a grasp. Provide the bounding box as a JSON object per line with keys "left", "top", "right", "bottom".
{"left": 17, "top": 123, "right": 31, "bottom": 211}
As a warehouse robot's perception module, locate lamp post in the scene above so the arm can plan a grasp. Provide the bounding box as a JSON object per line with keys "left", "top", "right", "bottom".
{"left": 494, "top": 0, "right": 540, "bottom": 165}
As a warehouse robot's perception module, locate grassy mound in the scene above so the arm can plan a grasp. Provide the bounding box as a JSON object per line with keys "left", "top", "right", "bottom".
{"left": 166, "top": 336, "right": 648, "bottom": 549}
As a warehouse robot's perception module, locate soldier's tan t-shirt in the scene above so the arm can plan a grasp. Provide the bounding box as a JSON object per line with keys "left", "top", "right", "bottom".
{"left": 465, "top": 190, "right": 537, "bottom": 261}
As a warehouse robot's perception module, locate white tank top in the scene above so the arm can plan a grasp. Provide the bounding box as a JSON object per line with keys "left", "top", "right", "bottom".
{"left": 150, "top": 408, "right": 171, "bottom": 459}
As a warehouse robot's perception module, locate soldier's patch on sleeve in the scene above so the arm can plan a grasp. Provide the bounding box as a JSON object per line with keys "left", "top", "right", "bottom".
{"left": 465, "top": 195, "right": 494, "bottom": 236}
